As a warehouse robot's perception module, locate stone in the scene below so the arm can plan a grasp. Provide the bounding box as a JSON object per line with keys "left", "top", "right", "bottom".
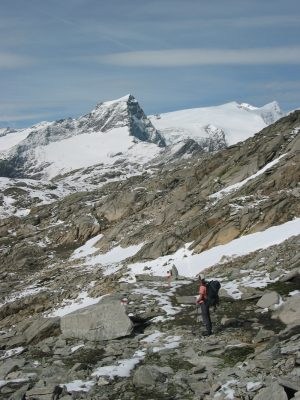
{"left": 257, "top": 291, "right": 280, "bottom": 309}
{"left": 23, "top": 317, "right": 61, "bottom": 344}
{"left": 185, "top": 350, "right": 223, "bottom": 370}
{"left": 278, "top": 376, "right": 300, "bottom": 392}
{"left": 132, "top": 365, "right": 172, "bottom": 387}
{"left": 219, "top": 288, "right": 236, "bottom": 300}
{"left": 254, "top": 344, "right": 281, "bottom": 369}
{"left": 25, "top": 385, "right": 55, "bottom": 398}
{"left": 221, "top": 317, "right": 239, "bottom": 327}
{"left": 0, "top": 358, "right": 25, "bottom": 378}
{"left": 60, "top": 296, "right": 133, "bottom": 341}
{"left": 280, "top": 267, "right": 300, "bottom": 282}
{"left": 280, "top": 335, "right": 300, "bottom": 355}
{"left": 97, "top": 377, "right": 110, "bottom": 386}
{"left": 253, "top": 329, "right": 275, "bottom": 344}
{"left": 253, "top": 382, "right": 288, "bottom": 400}
{"left": 5, "top": 335, "right": 26, "bottom": 348}
{"left": 273, "top": 294, "right": 300, "bottom": 326}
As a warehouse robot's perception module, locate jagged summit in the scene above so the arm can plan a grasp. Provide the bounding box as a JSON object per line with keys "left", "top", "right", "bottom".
{"left": 83, "top": 93, "right": 165, "bottom": 146}
{"left": 0, "top": 95, "right": 165, "bottom": 179}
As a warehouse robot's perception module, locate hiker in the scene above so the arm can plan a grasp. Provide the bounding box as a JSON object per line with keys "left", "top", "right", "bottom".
{"left": 166, "top": 270, "right": 172, "bottom": 287}
{"left": 196, "top": 275, "right": 212, "bottom": 336}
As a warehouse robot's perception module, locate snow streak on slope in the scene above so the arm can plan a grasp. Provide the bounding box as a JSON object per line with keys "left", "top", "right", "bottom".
{"left": 210, "top": 153, "right": 287, "bottom": 199}
{"left": 127, "top": 218, "right": 300, "bottom": 279}
{"left": 150, "top": 101, "right": 283, "bottom": 146}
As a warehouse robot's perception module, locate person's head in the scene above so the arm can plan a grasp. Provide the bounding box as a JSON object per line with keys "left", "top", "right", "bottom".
{"left": 198, "top": 274, "right": 206, "bottom": 284}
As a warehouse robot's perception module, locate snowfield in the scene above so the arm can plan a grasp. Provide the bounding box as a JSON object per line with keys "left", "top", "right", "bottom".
{"left": 150, "top": 101, "right": 282, "bottom": 146}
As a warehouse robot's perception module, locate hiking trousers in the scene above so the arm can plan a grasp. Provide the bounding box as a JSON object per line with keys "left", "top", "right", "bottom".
{"left": 200, "top": 302, "right": 212, "bottom": 334}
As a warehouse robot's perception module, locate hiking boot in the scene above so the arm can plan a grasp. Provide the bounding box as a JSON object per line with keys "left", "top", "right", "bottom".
{"left": 202, "top": 332, "right": 212, "bottom": 336}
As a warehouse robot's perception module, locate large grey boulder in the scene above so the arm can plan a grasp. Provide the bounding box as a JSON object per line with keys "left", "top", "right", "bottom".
{"left": 133, "top": 365, "right": 172, "bottom": 387}
{"left": 60, "top": 296, "right": 133, "bottom": 341}
{"left": 273, "top": 294, "right": 300, "bottom": 326}
{"left": 253, "top": 382, "right": 288, "bottom": 400}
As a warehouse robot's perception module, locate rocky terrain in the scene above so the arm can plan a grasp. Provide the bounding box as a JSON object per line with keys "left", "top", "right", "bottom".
{"left": 0, "top": 101, "right": 299, "bottom": 399}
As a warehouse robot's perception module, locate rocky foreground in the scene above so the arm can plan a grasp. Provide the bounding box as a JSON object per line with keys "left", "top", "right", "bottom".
{"left": 0, "top": 235, "right": 299, "bottom": 400}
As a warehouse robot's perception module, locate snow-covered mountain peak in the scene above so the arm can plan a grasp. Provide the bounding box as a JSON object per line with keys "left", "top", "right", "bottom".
{"left": 0, "top": 94, "right": 165, "bottom": 179}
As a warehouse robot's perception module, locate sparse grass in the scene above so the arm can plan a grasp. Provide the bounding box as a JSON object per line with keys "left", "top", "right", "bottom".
{"left": 266, "top": 278, "right": 300, "bottom": 296}
{"left": 222, "top": 346, "right": 254, "bottom": 367}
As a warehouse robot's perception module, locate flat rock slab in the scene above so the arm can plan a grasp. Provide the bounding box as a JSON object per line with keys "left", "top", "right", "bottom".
{"left": 257, "top": 291, "right": 280, "bottom": 309}
{"left": 253, "top": 382, "right": 288, "bottom": 400}
{"left": 26, "top": 386, "right": 56, "bottom": 400}
{"left": 61, "top": 296, "right": 133, "bottom": 341}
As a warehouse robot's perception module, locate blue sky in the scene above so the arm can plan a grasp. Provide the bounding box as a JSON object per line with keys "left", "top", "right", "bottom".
{"left": 1, "top": 0, "right": 300, "bottom": 128}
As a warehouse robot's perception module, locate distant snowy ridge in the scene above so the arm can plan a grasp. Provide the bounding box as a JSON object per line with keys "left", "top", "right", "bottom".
{"left": 150, "top": 100, "right": 284, "bottom": 146}
{"left": 0, "top": 96, "right": 284, "bottom": 180}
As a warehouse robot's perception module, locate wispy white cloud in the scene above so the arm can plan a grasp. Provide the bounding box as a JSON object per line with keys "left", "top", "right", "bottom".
{"left": 99, "top": 46, "right": 300, "bottom": 67}
{"left": 0, "top": 52, "right": 34, "bottom": 68}
{"left": 0, "top": 112, "right": 55, "bottom": 123}
{"left": 231, "top": 14, "right": 300, "bottom": 27}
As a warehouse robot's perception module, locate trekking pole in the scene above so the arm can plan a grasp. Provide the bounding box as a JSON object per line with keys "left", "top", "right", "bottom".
{"left": 194, "top": 303, "right": 200, "bottom": 334}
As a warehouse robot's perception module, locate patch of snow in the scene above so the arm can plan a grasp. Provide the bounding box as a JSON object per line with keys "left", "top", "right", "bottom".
{"left": 0, "top": 286, "right": 46, "bottom": 308}
{"left": 246, "top": 381, "right": 263, "bottom": 391}
{"left": 71, "top": 234, "right": 103, "bottom": 260}
{"left": 71, "top": 344, "right": 85, "bottom": 353}
{"left": 128, "top": 218, "right": 300, "bottom": 279}
{"left": 91, "top": 349, "right": 146, "bottom": 379}
{"left": 0, "top": 347, "right": 24, "bottom": 360}
{"left": 133, "top": 285, "right": 181, "bottom": 318}
{"left": 141, "top": 331, "right": 163, "bottom": 344}
{"left": 214, "top": 379, "right": 237, "bottom": 399}
{"left": 0, "top": 129, "right": 31, "bottom": 152}
{"left": 152, "top": 335, "right": 181, "bottom": 353}
{"left": 73, "top": 243, "right": 144, "bottom": 277}
{"left": 62, "top": 379, "right": 95, "bottom": 392}
{"left": 289, "top": 290, "right": 300, "bottom": 296}
{"left": 48, "top": 291, "right": 104, "bottom": 317}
